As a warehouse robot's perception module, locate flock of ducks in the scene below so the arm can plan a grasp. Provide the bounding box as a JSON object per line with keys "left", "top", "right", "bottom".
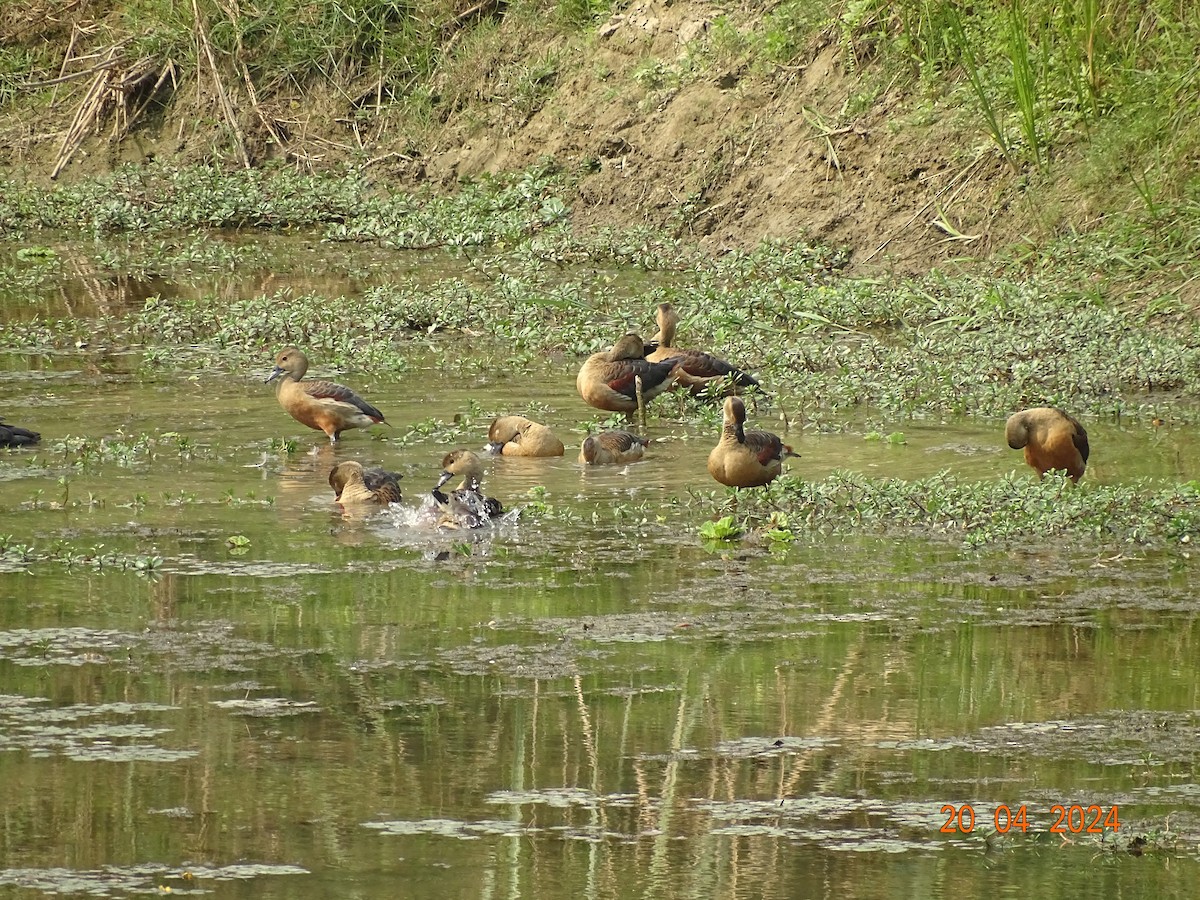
{"left": 253, "top": 302, "right": 1091, "bottom": 528}
{"left": 255, "top": 301, "right": 798, "bottom": 527}
{"left": 1, "top": 304, "right": 1091, "bottom": 526}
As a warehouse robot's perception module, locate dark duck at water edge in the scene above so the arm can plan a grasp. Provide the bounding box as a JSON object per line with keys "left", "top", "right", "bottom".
{"left": 0, "top": 420, "right": 40, "bottom": 448}
{"left": 266, "top": 347, "right": 388, "bottom": 443}
{"left": 328, "top": 461, "right": 403, "bottom": 505}
{"left": 646, "top": 302, "right": 761, "bottom": 393}
{"left": 432, "top": 449, "right": 503, "bottom": 529}
{"left": 1005, "top": 407, "right": 1089, "bottom": 483}
{"left": 707, "top": 396, "right": 798, "bottom": 489}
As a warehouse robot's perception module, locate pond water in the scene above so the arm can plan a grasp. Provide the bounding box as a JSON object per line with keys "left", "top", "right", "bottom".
{"left": 1, "top": 243, "right": 1199, "bottom": 899}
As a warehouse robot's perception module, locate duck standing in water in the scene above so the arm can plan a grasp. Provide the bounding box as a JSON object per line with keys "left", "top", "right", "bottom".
{"left": 487, "top": 415, "right": 565, "bottom": 457}
{"left": 707, "top": 396, "right": 798, "bottom": 488}
{"left": 0, "top": 420, "right": 40, "bottom": 448}
{"left": 266, "top": 347, "right": 388, "bottom": 443}
{"left": 1005, "top": 407, "right": 1089, "bottom": 482}
{"left": 646, "top": 302, "right": 760, "bottom": 394}
{"left": 432, "top": 449, "right": 503, "bottom": 529}
{"left": 579, "top": 430, "right": 650, "bottom": 465}
{"left": 576, "top": 333, "right": 686, "bottom": 414}
{"left": 328, "top": 461, "right": 403, "bottom": 505}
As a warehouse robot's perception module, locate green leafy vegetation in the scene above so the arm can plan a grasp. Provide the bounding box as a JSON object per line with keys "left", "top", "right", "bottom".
{"left": 704, "top": 472, "right": 1200, "bottom": 550}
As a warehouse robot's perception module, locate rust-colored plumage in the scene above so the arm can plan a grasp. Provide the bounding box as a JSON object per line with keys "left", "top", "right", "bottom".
{"left": 328, "top": 461, "right": 403, "bottom": 505}
{"left": 487, "top": 415, "right": 565, "bottom": 457}
{"left": 0, "top": 419, "right": 40, "bottom": 448}
{"left": 707, "top": 396, "right": 797, "bottom": 488}
{"left": 576, "top": 333, "right": 684, "bottom": 413}
{"left": 432, "top": 449, "right": 503, "bottom": 528}
{"left": 646, "top": 303, "right": 760, "bottom": 393}
{"left": 579, "top": 430, "right": 649, "bottom": 465}
{"left": 1005, "top": 407, "right": 1089, "bottom": 482}
{"left": 267, "top": 347, "right": 387, "bottom": 443}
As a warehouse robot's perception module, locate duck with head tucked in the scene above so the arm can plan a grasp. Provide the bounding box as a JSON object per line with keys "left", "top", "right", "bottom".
{"left": 646, "top": 302, "right": 760, "bottom": 394}
{"left": 432, "top": 449, "right": 503, "bottom": 529}
{"left": 1005, "top": 407, "right": 1089, "bottom": 483}
{"left": 579, "top": 430, "right": 650, "bottom": 465}
{"left": 267, "top": 347, "right": 388, "bottom": 443}
{"left": 487, "top": 415, "right": 564, "bottom": 457}
{"left": 708, "top": 396, "right": 798, "bottom": 488}
{"left": 576, "top": 333, "right": 686, "bottom": 414}
{"left": 0, "top": 419, "right": 40, "bottom": 448}
{"left": 328, "top": 461, "right": 403, "bottom": 505}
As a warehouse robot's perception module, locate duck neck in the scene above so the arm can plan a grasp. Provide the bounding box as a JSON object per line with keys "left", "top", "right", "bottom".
{"left": 722, "top": 421, "right": 746, "bottom": 445}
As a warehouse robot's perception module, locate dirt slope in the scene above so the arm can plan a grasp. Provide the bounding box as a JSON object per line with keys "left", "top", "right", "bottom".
{"left": 2, "top": 0, "right": 1068, "bottom": 275}
{"left": 404, "top": 2, "right": 1047, "bottom": 274}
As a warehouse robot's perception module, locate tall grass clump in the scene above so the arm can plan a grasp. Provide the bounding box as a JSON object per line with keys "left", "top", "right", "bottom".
{"left": 767, "top": 0, "right": 1200, "bottom": 183}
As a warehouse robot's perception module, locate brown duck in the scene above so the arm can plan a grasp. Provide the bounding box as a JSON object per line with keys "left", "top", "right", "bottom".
{"left": 487, "top": 415, "right": 565, "bottom": 457}
{"left": 0, "top": 420, "right": 40, "bottom": 448}
{"left": 576, "top": 333, "right": 687, "bottom": 413}
{"left": 266, "top": 347, "right": 387, "bottom": 443}
{"left": 707, "top": 396, "right": 798, "bottom": 488}
{"left": 328, "top": 461, "right": 403, "bottom": 505}
{"left": 646, "top": 303, "right": 760, "bottom": 393}
{"left": 432, "top": 449, "right": 503, "bottom": 528}
{"left": 579, "top": 430, "right": 650, "bottom": 465}
{"left": 1005, "top": 407, "right": 1089, "bottom": 482}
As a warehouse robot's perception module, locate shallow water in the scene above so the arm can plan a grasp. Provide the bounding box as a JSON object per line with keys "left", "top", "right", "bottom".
{"left": 1, "top": 246, "right": 1199, "bottom": 899}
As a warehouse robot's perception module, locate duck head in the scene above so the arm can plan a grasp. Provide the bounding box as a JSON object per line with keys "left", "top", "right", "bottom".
{"left": 266, "top": 346, "right": 309, "bottom": 384}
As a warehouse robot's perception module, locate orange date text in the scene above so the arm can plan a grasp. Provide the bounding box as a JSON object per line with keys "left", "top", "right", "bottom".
{"left": 939, "top": 804, "right": 1120, "bottom": 834}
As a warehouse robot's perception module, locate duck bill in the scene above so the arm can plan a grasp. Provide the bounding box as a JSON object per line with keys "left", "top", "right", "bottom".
{"left": 265, "top": 366, "right": 284, "bottom": 384}
{"left": 435, "top": 470, "right": 454, "bottom": 490}
{"left": 485, "top": 441, "right": 505, "bottom": 454}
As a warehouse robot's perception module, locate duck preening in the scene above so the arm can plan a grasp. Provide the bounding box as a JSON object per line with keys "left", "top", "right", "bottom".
{"left": 646, "top": 302, "right": 760, "bottom": 394}
{"left": 487, "top": 415, "right": 565, "bottom": 457}
{"left": 432, "top": 449, "right": 503, "bottom": 529}
{"left": 0, "top": 420, "right": 40, "bottom": 448}
{"left": 707, "top": 396, "right": 798, "bottom": 488}
{"left": 328, "top": 461, "right": 403, "bottom": 505}
{"left": 267, "top": 347, "right": 387, "bottom": 443}
{"left": 579, "top": 430, "right": 650, "bottom": 465}
{"left": 576, "top": 333, "right": 686, "bottom": 414}
{"left": 1005, "top": 407, "right": 1089, "bottom": 483}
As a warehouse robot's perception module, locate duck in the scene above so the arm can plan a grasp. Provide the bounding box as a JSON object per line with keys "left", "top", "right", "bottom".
{"left": 266, "top": 347, "right": 387, "bottom": 443}
{"left": 432, "top": 449, "right": 503, "bottom": 528}
{"left": 646, "top": 302, "right": 760, "bottom": 393}
{"left": 487, "top": 415, "right": 565, "bottom": 457}
{"left": 707, "top": 396, "right": 798, "bottom": 488}
{"left": 1005, "top": 407, "right": 1089, "bottom": 482}
{"left": 576, "top": 333, "right": 686, "bottom": 414}
{"left": 328, "top": 461, "right": 403, "bottom": 505}
{"left": 0, "top": 420, "right": 40, "bottom": 448}
{"left": 579, "top": 430, "right": 650, "bottom": 465}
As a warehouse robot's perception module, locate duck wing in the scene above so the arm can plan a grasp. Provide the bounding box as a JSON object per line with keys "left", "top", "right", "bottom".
{"left": 603, "top": 359, "right": 679, "bottom": 399}
{"left": 302, "top": 379, "right": 386, "bottom": 422}
{"left": 675, "top": 349, "right": 759, "bottom": 387}
{"left": 744, "top": 429, "right": 790, "bottom": 465}
{"left": 603, "top": 430, "right": 649, "bottom": 452}
{"left": 362, "top": 467, "right": 403, "bottom": 503}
